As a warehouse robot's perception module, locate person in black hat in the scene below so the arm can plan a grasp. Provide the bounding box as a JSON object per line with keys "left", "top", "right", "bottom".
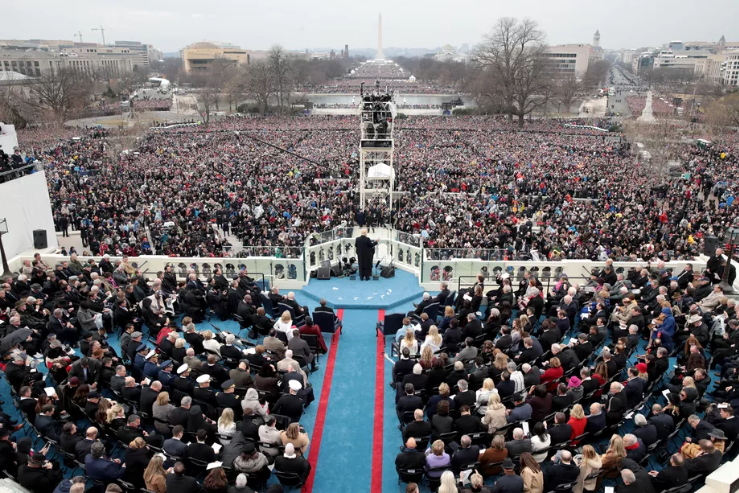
{"left": 492, "top": 457, "right": 523, "bottom": 493}
{"left": 18, "top": 446, "right": 63, "bottom": 493}
{"left": 216, "top": 379, "right": 242, "bottom": 420}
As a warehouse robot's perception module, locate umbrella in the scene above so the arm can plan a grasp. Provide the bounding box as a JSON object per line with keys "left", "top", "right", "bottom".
{"left": 1, "top": 328, "right": 33, "bottom": 352}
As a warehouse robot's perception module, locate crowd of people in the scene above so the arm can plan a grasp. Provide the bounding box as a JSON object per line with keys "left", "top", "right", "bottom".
{"left": 14, "top": 114, "right": 738, "bottom": 262}
{"left": 305, "top": 78, "right": 460, "bottom": 95}
{"left": 626, "top": 96, "right": 675, "bottom": 117}
{"left": 0, "top": 251, "right": 340, "bottom": 492}
{"left": 392, "top": 253, "right": 739, "bottom": 492}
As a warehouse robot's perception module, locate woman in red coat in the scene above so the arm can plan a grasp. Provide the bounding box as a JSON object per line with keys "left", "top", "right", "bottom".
{"left": 541, "top": 357, "right": 564, "bottom": 392}
{"left": 567, "top": 404, "right": 588, "bottom": 442}
{"left": 298, "top": 317, "right": 328, "bottom": 353}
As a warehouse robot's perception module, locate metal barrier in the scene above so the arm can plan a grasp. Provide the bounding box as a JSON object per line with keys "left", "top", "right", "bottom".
{"left": 0, "top": 162, "right": 43, "bottom": 182}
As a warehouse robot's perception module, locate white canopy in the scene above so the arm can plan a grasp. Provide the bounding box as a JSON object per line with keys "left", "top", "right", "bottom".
{"left": 368, "top": 162, "right": 395, "bottom": 179}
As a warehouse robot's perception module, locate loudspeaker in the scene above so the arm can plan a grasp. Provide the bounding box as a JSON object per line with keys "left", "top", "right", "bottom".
{"left": 330, "top": 266, "right": 342, "bottom": 278}
{"left": 380, "top": 266, "right": 395, "bottom": 278}
{"left": 317, "top": 267, "right": 331, "bottom": 280}
{"left": 33, "top": 229, "right": 47, "bottom": 249}
{"left": 704, "top": 236, "right": 719, "bottom": 256}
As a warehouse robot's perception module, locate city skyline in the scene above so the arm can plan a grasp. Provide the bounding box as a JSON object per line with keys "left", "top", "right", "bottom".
{"left": 3, "top": 0, "right": 738, "bottom": 53}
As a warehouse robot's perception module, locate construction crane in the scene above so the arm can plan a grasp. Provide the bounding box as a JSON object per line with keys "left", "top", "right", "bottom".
{"left": 73, "top": 31, "right": 83, "bottom": 43}
{"left": 92, "top": 25, "right": 106, "bottom": 46}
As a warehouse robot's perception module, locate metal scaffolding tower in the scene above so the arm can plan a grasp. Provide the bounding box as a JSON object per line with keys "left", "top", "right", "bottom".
{"left": 358, "top": 81, "right": 397, "bottom": 213}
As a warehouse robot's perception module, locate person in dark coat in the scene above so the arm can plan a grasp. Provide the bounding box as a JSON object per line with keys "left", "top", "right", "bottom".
{"left": 649, "top": 404, "right": 675, "bottom": 441}
{"left": 548, "top": 413, "right": 573, "bottom": 445}
{"left": 166, "top": 461, "right": 203, "bottom": 493}
{"left": 395, "top": 437, "right": 426, "bottom": 471}
{"left": 632, "top": 414, "right": 658, "bottom": 447}
{"left": 618, "top": 460, "right": 657, "bottom": 493}
{"left": 683, "top": 440, "right": 723, "bottom": 476}
{"left": 403, "top": 410, "right": 432, "bottom": 442}
{"left": 274, "top": 443, "right": 311, "bottom": 482}
{"left": 272, "top": 380, "right": 306, "bottom": 424}
{"left": 187, "top": 430, "right": 216, "bottom": 463}
{"left": 17, "top": 451, "right": 63, "bottom": 493}
{"left": 84, "top": 442, "right": 126, "bottom": 481}
{"left": 649, "top": 453, "right": 688, "bottom": 492}
{"left": 354, "top": 230, "right": 378, "bottom": 281}
{"left": 491, "top": 458, "right": 523, "bottom": 493}
{"left": 0, "top": 428, "right": 18, "bottom": 476}
{"left": 124, "top": 439, "right": 151, "bottom": 488}
{"left": 543, "top": 450, "right": 580, "bottom": 491}
{"left": 624, "top": 434, "right": 647, "bottom": 463}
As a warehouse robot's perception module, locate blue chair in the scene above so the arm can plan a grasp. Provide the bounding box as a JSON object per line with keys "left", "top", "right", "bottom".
{"left": 383, "top": 313, "right": 405, "bottom": 336}
{"left": 260, "top": 293, "right": 275, "bottom": 318}
{"left": 423, "top": 302, "right": 440, "bottom": 321}
{"left": 313, "top": 311, "right": 337, "bottom": 334}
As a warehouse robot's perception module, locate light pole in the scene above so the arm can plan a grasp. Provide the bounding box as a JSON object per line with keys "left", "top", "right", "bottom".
{"left": 0, "top": 219, "right": 10, "bottom": 278}
{"left": 719, "top": 227, "right": 739, "bottom": 294}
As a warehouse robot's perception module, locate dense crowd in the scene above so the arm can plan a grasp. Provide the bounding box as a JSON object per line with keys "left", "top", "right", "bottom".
{"left": 0, "top": 254, "right": 335, "bottom": 492}
{"left": 14, "top": 114, "right": 739, "bottom": 263}
{"left": 626, "top": 96, "right": 675, "bottom": 117}
{"left": 305, "top": 79, "right": 460, "bottom": 95}
{"left": 391, "top": 251, "right": 738, "bottom": 492}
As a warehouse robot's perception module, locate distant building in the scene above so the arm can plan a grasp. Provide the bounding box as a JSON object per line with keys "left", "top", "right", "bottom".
{"left": 434, "top": 44, "right": 469, "bottom": 62}
{"left": 720, "top": 51, "right": 739, "bottom": 86}
{"left": 181, "top": 42, "right": 249, "bottom": 73}
{"left": 652, "top": 49, "right": 715, "bottom": 77}
{"left": 544, "top": 44, "right": 592, "bottom": 77}
{"left": 0, "top": 46, "right": 136, "bottom": 77}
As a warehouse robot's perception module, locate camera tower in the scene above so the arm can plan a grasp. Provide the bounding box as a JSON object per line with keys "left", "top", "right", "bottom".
{"left": 358, "top": 81, "right": 397, "bottom": 212}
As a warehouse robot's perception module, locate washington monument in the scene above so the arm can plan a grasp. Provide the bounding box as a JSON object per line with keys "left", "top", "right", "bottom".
{"left": 376, "top": 13, "right": 385, "bottom": 60}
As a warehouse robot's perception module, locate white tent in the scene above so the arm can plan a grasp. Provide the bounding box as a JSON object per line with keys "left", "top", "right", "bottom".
{"left": 368, "top": 162, "right": 395, "bottom": 179}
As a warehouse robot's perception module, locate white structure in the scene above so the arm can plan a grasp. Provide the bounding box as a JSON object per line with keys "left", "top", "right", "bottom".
{"left": 593, "top": 30, "right": 600, "bottom": 48}
{"left": 376, "top": 13, "right": 385, "bottom": 60}
{"left": 637, "top": 91, "right": 657, "bottom": 123}
{"left": 358, "top": 84, "right": 397, "bottom": 211}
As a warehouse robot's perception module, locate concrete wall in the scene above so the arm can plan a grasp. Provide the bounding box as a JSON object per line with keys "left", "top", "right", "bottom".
{"left": 0, "top": 170, "right": 58, "bottom": 258}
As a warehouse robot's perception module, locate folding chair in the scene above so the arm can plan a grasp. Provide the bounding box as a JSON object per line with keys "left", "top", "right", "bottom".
{"left": 397, "top": 467, "right": 424, "bottom": 493}
{"left": 274, "top": 470, "right": 306, "bottom": 490}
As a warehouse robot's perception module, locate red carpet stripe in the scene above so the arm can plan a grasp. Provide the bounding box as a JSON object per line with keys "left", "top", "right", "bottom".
{"left": 371, "top": 309, "right": 386, "bottom": 492}
{"left": 304, "top": 308, "right": 344, "bottom": 493}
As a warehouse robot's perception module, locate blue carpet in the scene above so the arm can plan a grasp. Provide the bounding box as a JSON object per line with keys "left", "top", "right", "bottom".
{"left": 307, "top": 308, "right": 379, "bottom": 492}
{"left": 300, "top": 269, "right": 424, "bottom": 309}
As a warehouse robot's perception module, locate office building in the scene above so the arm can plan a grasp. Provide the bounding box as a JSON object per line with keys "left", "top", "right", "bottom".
{"left": 544, "top": 44, "right": 592, "bottom": 77}
{"left": 0, "top": 48, "right": 136, "bottom": 77}
{"left": 181, "top": 42, "right": 249, "bottom": 73}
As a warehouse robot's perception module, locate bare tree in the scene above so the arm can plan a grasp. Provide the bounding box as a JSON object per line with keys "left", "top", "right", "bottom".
{"left": 475, "top": 17, "right": 550, "bottom": 127}
{"left": 268, "top": 45, "right": 293, "bottom": 113}
{"left": 244, "top": 59, "right": 275, "bottom": 115}
{"left": 582, "top": 60, "right": 611, "bottom": 89}
{"left": 706, "top": 92, "right": 739, "bottom": 128}
{"left": 553, "top": 73, "right": 580, "bottom": 114}
{"left": 0, "top": 83, "right": 41, "bottom": 127}
{"left": 26, "top": 68, "right": 92, "bottom": 123}
{"left": 224, "top": 69, "right": 246, "bottom": 112}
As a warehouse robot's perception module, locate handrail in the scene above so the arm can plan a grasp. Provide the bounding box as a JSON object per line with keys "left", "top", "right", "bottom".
{"left": 0, "top": 162, "right": 43, "bottom": 179}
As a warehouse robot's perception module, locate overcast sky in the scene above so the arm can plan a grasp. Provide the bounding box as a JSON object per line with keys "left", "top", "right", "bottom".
{"left": 5, "top": 0, "right": 738, "bottom": 53}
